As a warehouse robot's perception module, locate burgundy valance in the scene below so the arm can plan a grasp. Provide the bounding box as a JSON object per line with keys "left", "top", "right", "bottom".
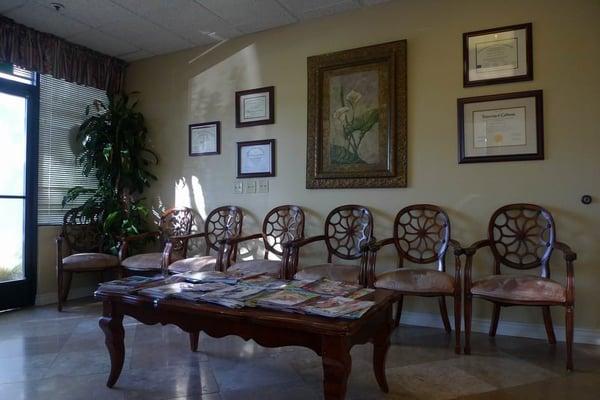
{"left": 0, "top": 16, "right": 127, "bottom": 93}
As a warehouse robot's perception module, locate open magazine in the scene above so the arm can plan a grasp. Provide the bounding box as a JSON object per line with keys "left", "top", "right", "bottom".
{"left": 256, "top": 289, "right": 320, "bottom": 312}
{"left": 181, "top": 271, "right": 239, "bottom": 284}
{"left": 199, "top": 285, "right": 266, "bottom": 308}
{"left": 96, "top": 275, "right": 164, "bottom": 294}
{"left": 302, "top": 279, "right": 363, "bottom": 297}
{"left": 300, "top": 296, "right": 375, "bottom": 319}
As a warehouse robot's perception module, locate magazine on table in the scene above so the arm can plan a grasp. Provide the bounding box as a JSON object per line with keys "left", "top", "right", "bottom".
{"left": 241, "top": 275, "right": 288, "bottom": 290}
{"left": 170, "top": 282, "right": 232, "bottom": 301}
{"left": 346, "top": 288, "right": 375, "bottom": 299}
{"left": 300, "top": 296, "right": 375, "bottom": 319}
{"left": 256, "top": 289, "right": 320, "bottom": 312}
{"left": 96, "top": 275, "right": 164, "bottom": 294}
{"left": 137, "top": 282, "right": 199, "bottom": 300}
{"left": 283, "top": 279, "right": 317, "bottom": 290}
{"left": 181, "top": 270, "right": 239, "bottom": 284}
{"left": 198, "top": 285, "right": 266, "bottom": 308}
{"left": 302, "top": 279, "right": 363, "bottom": 297}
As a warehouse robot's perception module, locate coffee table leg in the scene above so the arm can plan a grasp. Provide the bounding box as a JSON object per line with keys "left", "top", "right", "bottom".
{"left": 373, "top": 307, "right": 393, "bottom": 393}
{"left": 189, "top": 331, "right": 200, "bottom": 352}
{"left": 99, "top": 302, "right": 125, "bottom": 388}
{"left": 322, "top": 337, "right": 351, "bottom": 400}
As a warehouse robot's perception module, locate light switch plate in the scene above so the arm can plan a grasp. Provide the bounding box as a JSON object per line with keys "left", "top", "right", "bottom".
{"left": 258, "top": 179, "right": 269, "bottom": 193}
{"left": 233, "top": 180, "right": 243, "bottom": 194}
{"left": 245, "top": 180, "right": 257, "bottom": 193}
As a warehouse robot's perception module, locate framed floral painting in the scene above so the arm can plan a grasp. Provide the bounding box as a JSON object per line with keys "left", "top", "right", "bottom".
{"left": 306, "top": 40, "right": 407, "bottom": 188}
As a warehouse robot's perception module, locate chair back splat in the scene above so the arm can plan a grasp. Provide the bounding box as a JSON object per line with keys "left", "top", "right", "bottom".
{"left": 325, "top": 205, "right": 373, "bottom": 262}
{"left": 263, "top": 205, "right": 305, "bottom": 258}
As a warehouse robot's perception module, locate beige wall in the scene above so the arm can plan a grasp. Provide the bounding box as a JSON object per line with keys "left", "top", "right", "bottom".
{"left": 124, "top": 0, "right": 600, "bottom": 332}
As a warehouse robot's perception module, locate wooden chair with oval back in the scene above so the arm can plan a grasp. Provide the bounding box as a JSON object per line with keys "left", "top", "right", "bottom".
{"left": 463, "top": 203, "right": 577, "bottom": 370}
{"left": 284, "top": 204, "right": 373, "bottom": 285}
{"left": 219, "top": 205, "right": 305, "bottom": 279}
{"left": 367, "top": 205, "right": 464, "bottom": 353}
{"left": 165, "top": 206, "right": 243, "bottom": 275}
{"left": 119, "top": 207, "right": 194, "bottom": 275}
{"left": 56, "top": 206, "right": 120, "bottom": 311}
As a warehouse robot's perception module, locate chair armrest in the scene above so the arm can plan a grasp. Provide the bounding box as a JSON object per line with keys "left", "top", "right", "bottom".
{"left": 463, "top": 239, "right": 491, "bottom": 256}
{"left": 283, "top": 235, "right": 326, "bottom": 249}
{"left": 168, "top": 232, "right": 207, "bottom": 242}
{"left": 368, "top": 237, "right": 394, "bottom": 252}
{"left": 448, "top": 239, "right": 464, "bottom": 256}
{"left": 555, "top": 241, "right": 577, "bottom": 262}
{"left": 218, "top": 233, "right": 262, "bottom": 246}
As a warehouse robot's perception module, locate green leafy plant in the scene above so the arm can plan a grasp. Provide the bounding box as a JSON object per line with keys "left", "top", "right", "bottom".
{"left": 63, "top": 92, "right": 158, "bottom": 252}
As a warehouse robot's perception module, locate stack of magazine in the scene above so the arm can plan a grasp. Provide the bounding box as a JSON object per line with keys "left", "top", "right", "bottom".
{"left": 198, "top": 285, "right": 266, "bottom": 308}
{"left": 300, "top": 296, "right": 375, "bottom": 319}
{"left": 96, "top": 275, "right": 164, "bottom": 294}
{"left": 181, "top": 271, "right": 239, "bottom": 284}
{"left": 256, "top": 290, "right": 320, "bottom": 313}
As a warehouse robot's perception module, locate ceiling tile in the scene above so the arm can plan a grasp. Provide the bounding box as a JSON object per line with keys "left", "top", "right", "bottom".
{"left": 4, "top": 1, "right": 90, "bottom": 37}
{"left": 66, "top": 29, "right": 139, "bottom": 57}
{"left": 111, "top": 0, "right": 238, "bottom": 45}
{"left": 277, "top": 0, "right": 357, "bottom": 18}
{"left": 32, "top": 0, "right": 132, "bottom": 28}
{"left": 0, "top": 0, "right": 27, "bottom": 13}
{"left": 197, "top": 0, "right": 296, "bottom": 33}
{"left": 118, "top": 49, "right": 154, "bottom": 62}
{"left": 98, "top": 13, "right": 194, "bottom": 55}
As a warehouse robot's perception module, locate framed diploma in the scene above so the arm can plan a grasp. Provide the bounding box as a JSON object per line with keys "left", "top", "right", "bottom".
{"left": 237, "top": 139, "right": 275, "bottom": 178}
{"left": 457, "top": 90, "right": 544, "bottom": 163}
{"left": 463, "top": 23, "right": 533, "bottom": 87}
{"left": 189, "top": 121, "right": 220, "bottom": 156}
{"left": 235, "top": 86, "right": 275, "bottom": 127}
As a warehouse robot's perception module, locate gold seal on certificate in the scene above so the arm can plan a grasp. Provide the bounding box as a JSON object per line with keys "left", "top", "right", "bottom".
{"left": 463, "top": 23, "right": 533, "bottom": 87}
{"left": 457, "top": 91, "right": 543, "bottom": 163}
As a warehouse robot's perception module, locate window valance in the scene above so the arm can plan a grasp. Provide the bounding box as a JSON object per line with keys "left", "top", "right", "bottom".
{"left": 0, "top": 16, "right": 126, "bottom": 93}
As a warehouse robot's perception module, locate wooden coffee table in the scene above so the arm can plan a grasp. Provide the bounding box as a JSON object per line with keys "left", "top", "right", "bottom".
{"left": 96, "top": 289, "right": 395, "bottom": 400}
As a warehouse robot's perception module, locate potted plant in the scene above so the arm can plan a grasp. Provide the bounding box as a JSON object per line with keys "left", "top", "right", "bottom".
{"left": 63, "top": 92, "right": 158, "bottom": 252}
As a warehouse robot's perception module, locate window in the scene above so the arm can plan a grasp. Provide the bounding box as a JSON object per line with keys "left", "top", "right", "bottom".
{"left": 37, "top": 75, "right": 107, "bottom": 225}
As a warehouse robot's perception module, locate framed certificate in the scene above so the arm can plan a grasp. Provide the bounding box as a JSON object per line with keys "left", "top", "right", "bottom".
{"left": 189, "top": 121, "right": 220, "bottom": 156}
{"left": 237, "top": 139, "right": 275, "bottom": 178}
{"left": 457, "top": 90, "right": 544, "bottom": 163}
{"left": 235, "top": 86, "right": 275, "bottom": 127}
{"left": 463, "top": 23, "right": 533, "bottom": 87}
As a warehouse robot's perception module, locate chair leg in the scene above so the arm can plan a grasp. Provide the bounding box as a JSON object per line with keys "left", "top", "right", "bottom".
{"left": 566, "top": 305, "right": 574, "bottom": 371}
{"left": 189, "top": 331, "right": 200, "bottom": 352}
{"left": 57, "top": 268, "right": 63, "bottom": 312}
{"left": 453, "top": 293, "right": 461, "bottom": 354}
{"left": 394, "top": 296, "right": 404, "bottom": 328}
{"left": 489, "top": 304, "right": 501, "bottom": 337}
{"left": 464, "top": 294, "right": 472, "bottom": 355}
{"left": 58, "top": 271, "right": 73, "bottom": 312}
{"left": 542, "top": 306, "right": 557, "bottom": 345}
{"left": 438, "top": 297, "right": 452, "bottom": 334}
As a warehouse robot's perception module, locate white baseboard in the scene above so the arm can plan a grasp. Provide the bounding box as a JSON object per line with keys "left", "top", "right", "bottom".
{"left": 35, "top": 286, "right": 95, "bottom": 306}
{"left": 400, "top": 310, "right": 600, "bottom": 345}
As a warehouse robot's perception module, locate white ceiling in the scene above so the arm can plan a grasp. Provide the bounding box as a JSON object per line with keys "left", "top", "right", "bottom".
{"left": 1, "top": 0, "right": 390, "bottom": 62}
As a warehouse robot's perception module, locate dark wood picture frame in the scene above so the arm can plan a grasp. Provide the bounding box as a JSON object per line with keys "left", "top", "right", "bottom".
{"left": 237, "top": 139, "right": 276, "bottom": 178}
{"left": 463, "top": 23, "right": 533, "bottom": 87}
{"left": 457, "top": 90, "right": 544, "bottom": 163}
{"left": 306, "top": 40, "right": 407, "bottom": 189}
{"left": 235, "top": 86, "right": 275, "bottom": 128}
{"left": 189, "top": 121, "right": 221, "bottom": 156}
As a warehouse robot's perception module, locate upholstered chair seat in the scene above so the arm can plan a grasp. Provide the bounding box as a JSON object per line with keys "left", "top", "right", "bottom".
{"left": 374, "top": 268, "right": 455, "bottom": 294}
{"left": 119, "top": 207, "right": 195, "bottom": 275}
{"left": 168, "top": 255, "right": 217, "bottom": 274}
{"left": 120, "top": 252, "right": 164, "bottom": 272}
{"left": 227, "top": 259, "right": 282, "bottom": 277}
{"left": 471, "top": 275, "right": 566, "bottom": 303}
{"left": 294, "top": 264, "right": 360, "bottom": 283}
{"left": 62, "top": 253, "right": 119, "bottom": 271}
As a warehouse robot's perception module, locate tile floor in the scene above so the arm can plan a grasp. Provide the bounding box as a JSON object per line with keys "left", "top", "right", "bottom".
{"left": 0, "top": 298, "right": 599, "bottom": 399}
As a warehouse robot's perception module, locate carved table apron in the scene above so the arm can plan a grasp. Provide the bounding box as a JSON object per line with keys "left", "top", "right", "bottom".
{"left": 96, "top": 290, "right": 395, "bottom": 400}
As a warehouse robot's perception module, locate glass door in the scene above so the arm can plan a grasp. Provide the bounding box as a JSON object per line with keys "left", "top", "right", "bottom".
{"left": 0, "top": 70, "right": 39, "bottom": 310}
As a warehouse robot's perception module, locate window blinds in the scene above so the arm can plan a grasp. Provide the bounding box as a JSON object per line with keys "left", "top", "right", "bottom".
{"left": 37, "top": 74, "right": 107, "bottom": 225}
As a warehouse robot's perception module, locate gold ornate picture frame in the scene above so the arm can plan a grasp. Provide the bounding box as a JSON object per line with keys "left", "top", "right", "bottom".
{"left": 306, "top": 40, "right": 407, "bottom": 189}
